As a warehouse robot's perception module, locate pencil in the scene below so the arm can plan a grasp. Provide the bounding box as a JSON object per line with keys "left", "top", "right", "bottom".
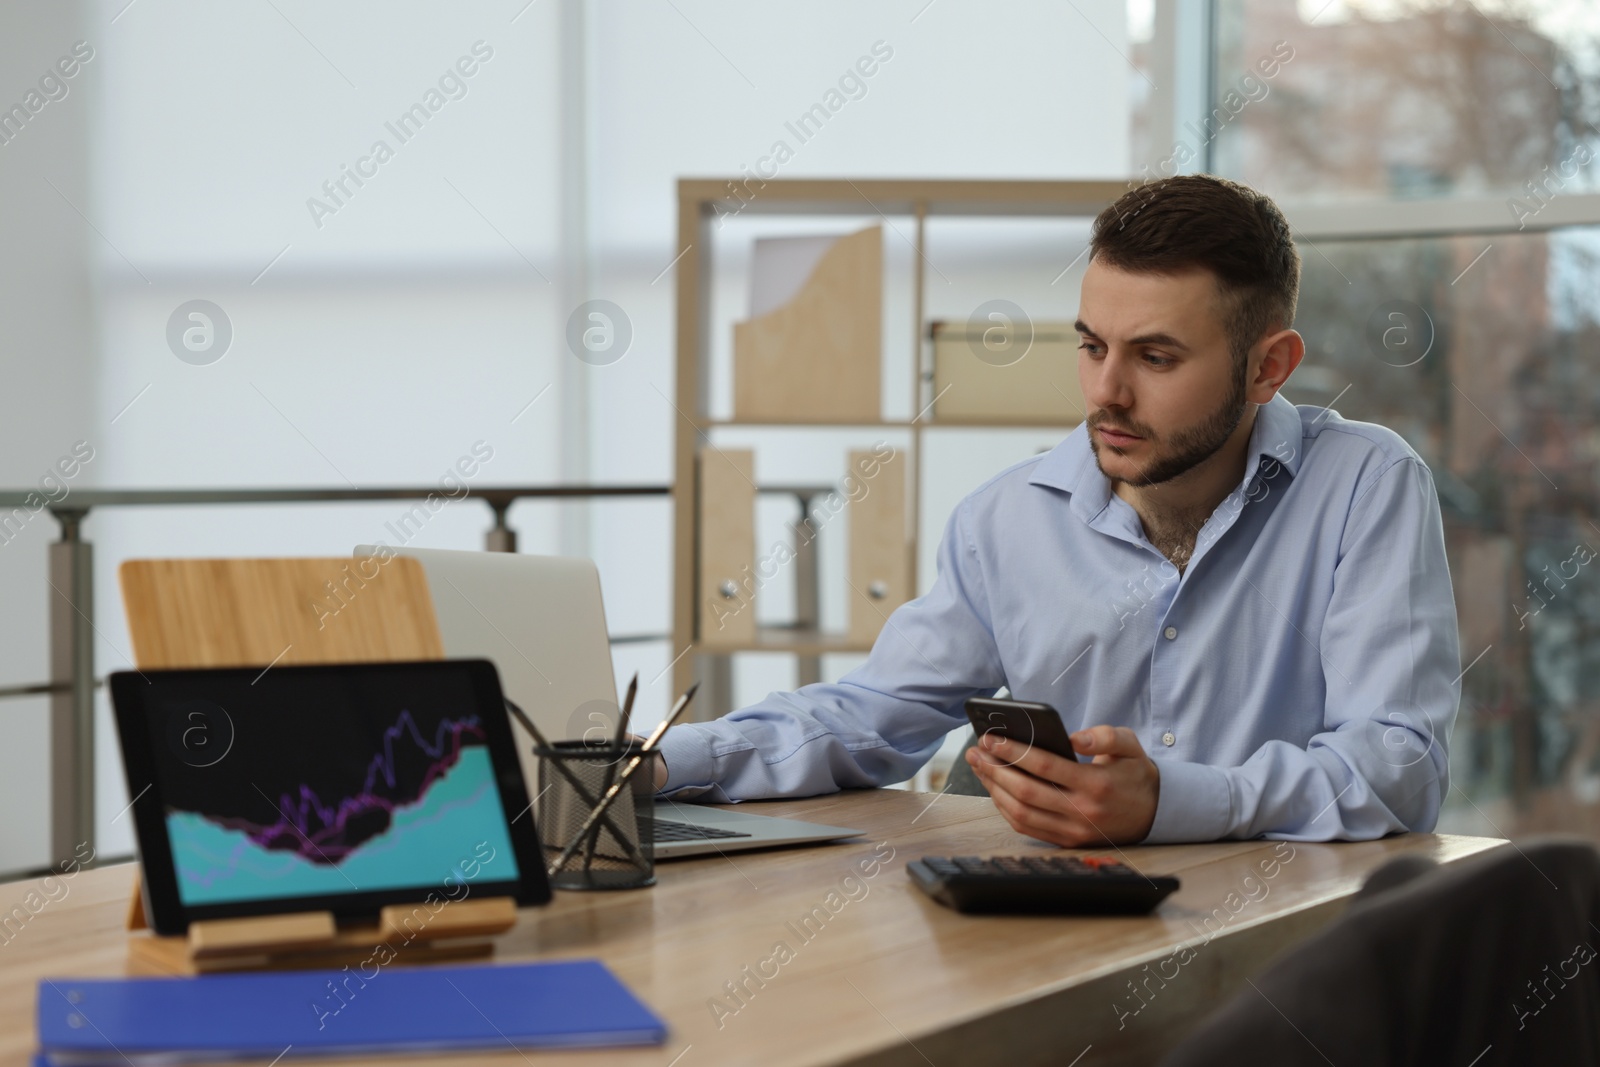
{"left": 583, "top": 673, "right": 640, "bottom": 873}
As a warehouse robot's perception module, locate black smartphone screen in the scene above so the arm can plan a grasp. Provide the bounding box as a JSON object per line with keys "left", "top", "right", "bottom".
{"left": 964, "top": 697, "right": 1081, "bottom": 762}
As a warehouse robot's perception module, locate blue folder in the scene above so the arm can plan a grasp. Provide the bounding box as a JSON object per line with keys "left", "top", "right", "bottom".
{"left": 36, "top": 959, "right": 666, "bottom": 1064}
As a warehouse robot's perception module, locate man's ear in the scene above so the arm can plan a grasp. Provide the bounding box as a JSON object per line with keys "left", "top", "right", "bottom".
{"left": 1249, "top": 327, "right": 1305, "bottom": 403}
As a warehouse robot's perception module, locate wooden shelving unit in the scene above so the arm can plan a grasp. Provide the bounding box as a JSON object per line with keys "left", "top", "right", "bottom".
{"left": 670, "top": 178, "right": 1122, "bottom": 712}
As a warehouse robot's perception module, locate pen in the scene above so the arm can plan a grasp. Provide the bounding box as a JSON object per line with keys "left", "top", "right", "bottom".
{"left": 613, "top": 672, "right": 639, "bottom": 748}
{"left": 583, "top": 672, "right": 640, "bottom": 872}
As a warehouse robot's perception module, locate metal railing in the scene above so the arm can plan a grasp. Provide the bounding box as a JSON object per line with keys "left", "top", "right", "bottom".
{"left": 0, "top": 483, "right": 670, "bottom": 869}
{"left": 0, "top": 479, "right": 836, "bottom": 878}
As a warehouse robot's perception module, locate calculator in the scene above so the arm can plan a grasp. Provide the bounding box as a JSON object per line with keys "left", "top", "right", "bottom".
{"left": 908, "top": 855, "right": 1180, "bottom": 915}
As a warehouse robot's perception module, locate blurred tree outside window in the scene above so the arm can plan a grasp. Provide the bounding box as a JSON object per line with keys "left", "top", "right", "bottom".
{"left": 1204, "top": 0, "right": 1600, "bottom": 836}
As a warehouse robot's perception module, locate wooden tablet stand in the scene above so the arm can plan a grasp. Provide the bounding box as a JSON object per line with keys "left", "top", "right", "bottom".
{"left": 117, "top": 557, "right": 521, "bottom": 974}
{"left": 125, "top": 875, "right": 518, "bottom": 975}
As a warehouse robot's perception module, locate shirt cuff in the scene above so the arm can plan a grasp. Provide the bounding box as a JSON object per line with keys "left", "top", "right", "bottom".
{"left": 1142, "top": 758, "right": 1233, "bottom": 843}
{"left": 654, "top": 724, "right": 729, "bottom": 801}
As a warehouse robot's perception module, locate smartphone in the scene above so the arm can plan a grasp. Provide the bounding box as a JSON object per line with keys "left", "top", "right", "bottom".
{"left": 964, "top": 696, "right": 1080, "bottom": 762}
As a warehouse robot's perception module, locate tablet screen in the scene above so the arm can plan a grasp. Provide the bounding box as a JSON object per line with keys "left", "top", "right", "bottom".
{"left": 113, "top": 660, "right": 548, "bottom": 933}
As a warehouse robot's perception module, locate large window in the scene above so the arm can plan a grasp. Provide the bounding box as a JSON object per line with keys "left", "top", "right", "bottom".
{"left": 1209, "top": 0, "right": 1600, "bottom": 836}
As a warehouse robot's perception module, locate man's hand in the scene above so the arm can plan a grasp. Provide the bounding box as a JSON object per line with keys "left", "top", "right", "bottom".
{"left": 965, "top": 725, "right": 1160, "bottom": 847}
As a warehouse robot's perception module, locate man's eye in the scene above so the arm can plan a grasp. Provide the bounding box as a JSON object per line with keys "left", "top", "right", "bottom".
{"left": 1144, "top": 353, "right": 1173, "bottom": 368}
{"left": 1078, "top": 342, "right": 1102, "bottom": 356}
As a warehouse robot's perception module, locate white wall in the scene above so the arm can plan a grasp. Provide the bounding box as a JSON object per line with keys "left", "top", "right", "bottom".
{"left": 584, "top": 0, "right": 1129, "bottom": 731}
{"left": 0, "top": 0, "right": 97, "bottom": 871}
{"left": 0, "top": 0, "right": 1129, "bottom": 872}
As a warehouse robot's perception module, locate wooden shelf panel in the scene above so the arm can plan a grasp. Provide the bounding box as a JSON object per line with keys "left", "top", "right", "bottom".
{"left": 706, "top": 419, "right": 1081, "bottom": 429}
{"left": 706, "top": 419, "right": 914, "bottom": 428}
{"left": 697, "top": 628, "right": 877, "bottom": 656}
{"left": 919, "top": 418, "right": 1082, "bottom": 428}
{"left": 678, "top": 177, "right": 1125, "bottom": 217}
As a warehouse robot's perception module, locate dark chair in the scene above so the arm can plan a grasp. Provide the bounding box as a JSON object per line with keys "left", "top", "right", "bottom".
{"left": 1163, "top": 837, "right": 1600, "bottom": 1067}
{"left": 942, "top": 729, "right": 990, "bottom": 797}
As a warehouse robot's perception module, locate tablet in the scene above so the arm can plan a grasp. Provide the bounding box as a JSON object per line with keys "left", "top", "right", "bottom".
{"left": 111, "top": 659, "right": 550, "bottom": 935}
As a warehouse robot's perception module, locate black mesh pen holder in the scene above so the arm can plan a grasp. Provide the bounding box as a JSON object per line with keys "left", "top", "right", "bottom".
{"left": 535, "top": 739, "right": 656, "bottom": 890}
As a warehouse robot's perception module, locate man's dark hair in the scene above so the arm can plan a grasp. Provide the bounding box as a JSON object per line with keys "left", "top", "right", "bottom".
{"left": 1089, "top": 175, "right": 1301, "bottom": 364}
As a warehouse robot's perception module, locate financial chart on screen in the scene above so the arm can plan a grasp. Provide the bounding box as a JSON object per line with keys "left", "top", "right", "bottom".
{"left": 160, "top": 700, "right": 519, "bottom": 907}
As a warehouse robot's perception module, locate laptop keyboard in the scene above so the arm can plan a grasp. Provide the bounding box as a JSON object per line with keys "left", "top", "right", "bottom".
{"left": 651, "top": 818, "right": 753, "bottom": 843}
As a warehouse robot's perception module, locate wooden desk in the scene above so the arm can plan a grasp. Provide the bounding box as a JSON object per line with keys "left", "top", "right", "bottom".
{"left": 1, "top": 790, "right": 1503, "bottom": 1067}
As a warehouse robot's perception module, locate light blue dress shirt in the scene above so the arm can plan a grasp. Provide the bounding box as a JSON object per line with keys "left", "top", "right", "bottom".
{"left": 658, "top": 393, "right": 1461, "bottom": 843}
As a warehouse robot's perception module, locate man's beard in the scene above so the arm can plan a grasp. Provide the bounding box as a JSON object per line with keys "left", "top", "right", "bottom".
{"left": 1087, "top": 361, "right": 1249, "bottom": 488}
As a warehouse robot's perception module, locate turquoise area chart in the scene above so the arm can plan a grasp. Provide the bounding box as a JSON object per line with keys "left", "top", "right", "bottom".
{"left": 160, "top": 705, "right": 518, "bottom": 906}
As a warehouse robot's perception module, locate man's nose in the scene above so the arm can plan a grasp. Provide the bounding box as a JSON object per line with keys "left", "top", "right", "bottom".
{"left": 1083, "top": 349, "right": 1135, "bottom": 412}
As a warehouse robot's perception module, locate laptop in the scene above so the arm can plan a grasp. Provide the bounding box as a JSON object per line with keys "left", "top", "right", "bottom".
{"left": 354, "top": 545, "right": 863, "bottom": 859}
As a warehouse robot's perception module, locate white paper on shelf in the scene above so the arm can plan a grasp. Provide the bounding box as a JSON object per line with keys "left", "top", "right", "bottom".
{"left": 748, "top": 234, "right": 841, "bottom": 318}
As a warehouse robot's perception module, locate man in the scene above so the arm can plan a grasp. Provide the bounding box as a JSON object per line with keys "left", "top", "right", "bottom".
{"left": 652, "top": 174, "right": 1460, "bottom": 846}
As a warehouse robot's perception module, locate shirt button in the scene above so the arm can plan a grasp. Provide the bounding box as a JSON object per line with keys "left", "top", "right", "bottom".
{"left": 1163, "top": 626, "right": 1178, "bottom": 640}
{"left": 1162, "top": 731, "right": 1176, "bottom": 747}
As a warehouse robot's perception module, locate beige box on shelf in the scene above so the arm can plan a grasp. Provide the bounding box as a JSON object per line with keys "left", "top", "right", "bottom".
{"left": 847, "top": 447, "right": 909, "bottom": 644}
{"left": 733, "top": 225, "right": 882, "bottom": 422}
{"left": 930, "top": 320, "right": 1086, "bottom": 423}
{"left": 697, "top": 448, "right": 757, "bottom": 645}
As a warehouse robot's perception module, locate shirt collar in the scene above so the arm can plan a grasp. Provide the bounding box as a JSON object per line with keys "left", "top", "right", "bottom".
{"left": 1028, "top": 392, "right": 1305, "bottom": 522}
